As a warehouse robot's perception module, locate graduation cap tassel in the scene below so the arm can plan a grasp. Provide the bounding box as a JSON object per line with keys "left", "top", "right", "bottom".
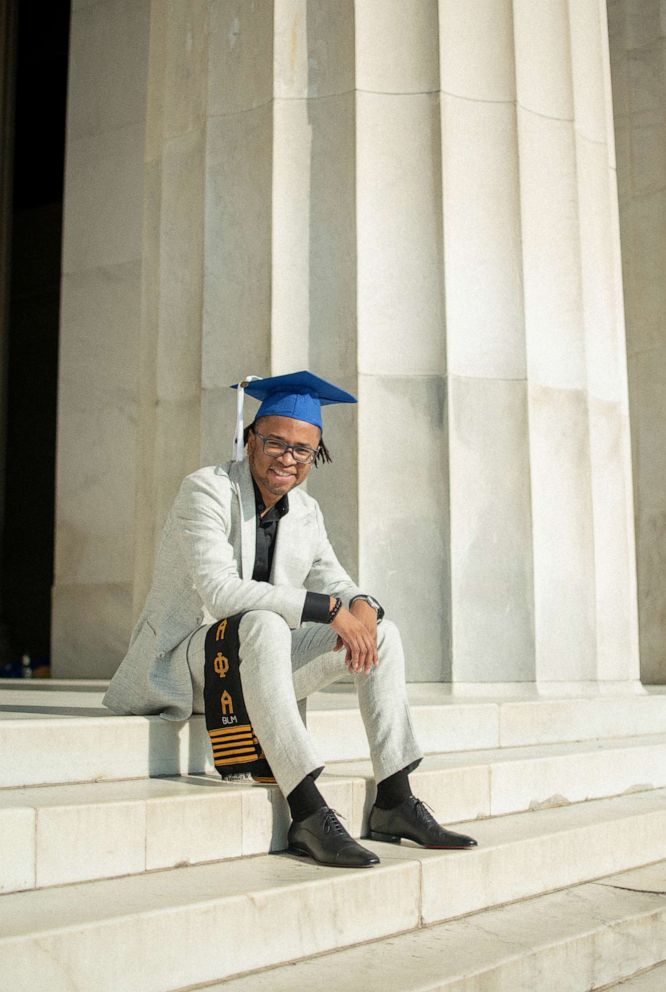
{"left": 233, "top": 375, "right": 261, "bottom": 462}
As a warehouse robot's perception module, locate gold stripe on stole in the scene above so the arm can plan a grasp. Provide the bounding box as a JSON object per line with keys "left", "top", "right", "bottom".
{"left": 208, "top": 723, "right": 253, "bottom": 738}
{"left": 214, "top": 753, "right": 259, "bottom": 766}
{"left": 208, "top": 723, "right": 260, "bottom": 766}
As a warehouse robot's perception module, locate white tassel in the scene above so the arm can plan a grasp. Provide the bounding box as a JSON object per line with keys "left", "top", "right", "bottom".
{"left": 233, "top": 375, "right": 261, "bottom": 461}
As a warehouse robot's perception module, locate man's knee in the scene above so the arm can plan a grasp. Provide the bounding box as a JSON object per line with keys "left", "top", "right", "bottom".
{"left": 239, "top": 610, "right": 292, "bottom": 650}
{"left": 375, "top": 618, "right": 407, "bottom": 678}
{"left": 377, "top": 618, "right": 402, "bottom": 653}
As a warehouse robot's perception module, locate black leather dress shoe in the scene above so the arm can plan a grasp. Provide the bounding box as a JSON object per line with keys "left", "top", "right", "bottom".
{"left": 368, "top": 796, "right": 478, "bottom": 849}
{"left": 288, "top": 806, "right": 380, "bottom": 868}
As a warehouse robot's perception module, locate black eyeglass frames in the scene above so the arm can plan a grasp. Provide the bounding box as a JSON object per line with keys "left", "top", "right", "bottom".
{"left": 252, "top": 429, "right": 318, "bottom": 464}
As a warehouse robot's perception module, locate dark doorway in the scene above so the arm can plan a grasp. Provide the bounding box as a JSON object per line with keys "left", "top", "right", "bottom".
{"left": 0, "top": 0, "right": 71, "bottom": 672}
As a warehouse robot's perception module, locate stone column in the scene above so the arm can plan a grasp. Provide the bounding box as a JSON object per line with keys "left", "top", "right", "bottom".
{"left": 53, "top": 0, "right": 641, "bottom": 690}
{"left": 514, "top": 0, "right": 593, "bottom": 686}
{"left": 608, "top": 0, "right": 666, "bottom": 683}
{"left": 569, "top": 0, "right": 638, "bottom": 684}
{"left": 53, "top": 0, "right": 151, "bottom": 676}
{"left": 441, "top": 0, "right": 533, "bottom": 686}
{"left": 270, "top": 0, "right": 358, "bottom": 575}
{"left": 509, "top": 0, "right": 639, "bottom": 690}
{"left": 133, "top": 1, "right": 208, "bottom": 613}
{"left": 355, "top": 1, "right": 448, "bottom": 680}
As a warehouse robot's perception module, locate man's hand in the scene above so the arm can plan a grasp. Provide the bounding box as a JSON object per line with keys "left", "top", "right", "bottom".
{"left": 350, "top": 597, "right": 378, "bottom": 641}
{"left": 331, "top": 599, "right": 378, "bottom": 674}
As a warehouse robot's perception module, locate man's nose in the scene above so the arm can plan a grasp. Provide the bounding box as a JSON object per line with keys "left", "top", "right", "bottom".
{"left": 277, "top": 447, "right": 297, "bottom": 466}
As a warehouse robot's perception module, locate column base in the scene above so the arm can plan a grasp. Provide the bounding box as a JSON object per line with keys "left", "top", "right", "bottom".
{"left": 448, "top": 680, "right": 647, "bottom": 698}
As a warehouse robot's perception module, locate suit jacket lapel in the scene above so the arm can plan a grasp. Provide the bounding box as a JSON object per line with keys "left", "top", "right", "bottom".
{"left": 229, "top": 459, "right": 256, "bottom": 580}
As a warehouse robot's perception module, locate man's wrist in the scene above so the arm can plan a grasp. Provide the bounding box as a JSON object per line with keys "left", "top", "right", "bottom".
{"left": 349, "top": 594, "right": 384, "bottom": 621}
{"left": 327, "top": 596, "right": 343, "bottom": 624}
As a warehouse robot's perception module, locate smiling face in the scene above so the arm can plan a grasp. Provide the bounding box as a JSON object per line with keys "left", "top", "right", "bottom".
{"left": 246, "top": 415, "right": 321, "bottom": 507}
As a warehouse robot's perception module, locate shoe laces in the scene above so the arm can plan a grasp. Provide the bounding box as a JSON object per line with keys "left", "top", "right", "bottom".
{"left": 321, "top": 807, "right": 347, "bottom": 836}
{"left": 412, "top": 797, "right": 437, "bottom": 824}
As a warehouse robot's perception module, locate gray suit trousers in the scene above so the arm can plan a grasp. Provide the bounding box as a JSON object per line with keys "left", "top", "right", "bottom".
{"left": 186, "top": 612, "right": 423, "bottom": 797}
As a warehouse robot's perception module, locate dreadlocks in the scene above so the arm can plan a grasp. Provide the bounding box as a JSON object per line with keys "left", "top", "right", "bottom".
{"left": 243, "top": 420, "right": 332, "bottom": 467}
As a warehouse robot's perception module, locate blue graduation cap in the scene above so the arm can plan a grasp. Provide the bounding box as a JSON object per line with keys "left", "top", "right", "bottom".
{"left": 231, "top": 371, "right": 356, "bottom": 461}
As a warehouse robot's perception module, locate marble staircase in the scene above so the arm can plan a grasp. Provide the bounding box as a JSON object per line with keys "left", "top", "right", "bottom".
{"left": 3, "top": 682, "right": 666, "bottom": 990}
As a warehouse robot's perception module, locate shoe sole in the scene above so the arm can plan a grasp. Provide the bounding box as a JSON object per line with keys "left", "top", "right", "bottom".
{"left": 287, "top": 844, "right": 378, "bottom": 868}
{"left": 369, "top": 830, "right": 476, "bottom": 850}
{"left": 368, "top": 829, "right": 402, "bottom": 844}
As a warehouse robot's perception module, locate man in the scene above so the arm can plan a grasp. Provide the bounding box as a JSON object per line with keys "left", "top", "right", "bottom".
{"left": 104, "top": 371, "right": 477, "bottom": 868}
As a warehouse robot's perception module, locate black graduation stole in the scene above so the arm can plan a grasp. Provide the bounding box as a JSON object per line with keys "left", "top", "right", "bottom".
{"left": 203, "top": 614, "right": 274, "bottom": 781}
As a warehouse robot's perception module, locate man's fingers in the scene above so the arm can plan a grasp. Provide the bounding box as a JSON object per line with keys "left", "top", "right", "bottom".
{"left": 348, "top": 636, "right": 362, "bottom": 672}
{"left": 357, "top": 632, "right": 375, "bottom": 673}
{"left": 333, "top": 612, "right": 378, "bottom": 673}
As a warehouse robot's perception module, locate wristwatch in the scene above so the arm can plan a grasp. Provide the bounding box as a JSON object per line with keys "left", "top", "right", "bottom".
{"left": 350, "top": 594, "right": 385, "bottom": 621}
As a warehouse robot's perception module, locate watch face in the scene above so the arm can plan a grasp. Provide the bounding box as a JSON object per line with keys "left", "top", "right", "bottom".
{"left": 356, "top": 595, "right": 383, "bottom": 617}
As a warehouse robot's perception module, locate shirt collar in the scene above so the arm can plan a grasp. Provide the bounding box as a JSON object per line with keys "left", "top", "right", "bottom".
{"left": 251, "top": 475, "right": 289, "bottom": 520}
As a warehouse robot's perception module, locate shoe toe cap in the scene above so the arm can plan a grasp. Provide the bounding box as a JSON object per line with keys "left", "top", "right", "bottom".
{"left": 337, "top": 844, "right": 379, "bottom": 867}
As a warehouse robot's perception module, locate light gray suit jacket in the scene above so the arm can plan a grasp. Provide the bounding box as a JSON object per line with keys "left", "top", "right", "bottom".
{"left": 103, "top": 458, "right": 362, "bottom": 720}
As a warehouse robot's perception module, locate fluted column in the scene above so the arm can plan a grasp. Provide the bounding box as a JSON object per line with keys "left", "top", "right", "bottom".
{"left": 514, "top": 0, "right": 592, "bottom": 684}
{"left": 53, "top": 0, "right": 151, "bottom": 676}
{"left": 512, "top": 0, "right": 638, "bottom": 687}
{"left": 608, "top": 0, "right": 666, "bottom": 682}
{"left": 133, "top": 1, "right": 208, "bottom": 613}
{"left": 269, "top": 0, "right": 358, "bottom": 572}
{"left": 200, "top": 1, "right": 274, "bottom": 472}
{"left": 54, "top": 0, "right": 641, "bottom": 689}
{"left": 440, "top": 0, "right": 534, "bottom": 686}
{"left": 570, "top": 0, "right": 638, "bottom": 682}
{"left": 355, "top": 1, "right": 447, "bottom": 680}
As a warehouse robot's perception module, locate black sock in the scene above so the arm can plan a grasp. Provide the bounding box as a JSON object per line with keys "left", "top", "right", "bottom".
{"left": 287, "top": 773, "right": 327, "bottom": 822}
{"left": 375, "top": 768, "right": 412, "bottom": 810}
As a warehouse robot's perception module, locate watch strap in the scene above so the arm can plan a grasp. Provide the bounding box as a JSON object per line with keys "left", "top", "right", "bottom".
{"left": 350, "top": 594, "right": 385, "bottom": 621}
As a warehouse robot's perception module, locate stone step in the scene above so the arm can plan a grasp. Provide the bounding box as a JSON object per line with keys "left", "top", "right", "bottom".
{"left": 5, "top": 733, "right": 666, "bottom": 894}
{"left": 605, "top": 961, "right": 666, "bottom": 990}
{"left": 4, "top": 682, "right": 666, "bottom": 787}
{"left": 0, "top": 772, "right": 360, "bottom": 894}
{"left": 208, "top": 860, "right": 666, "bottom": 992}
{"left": 331, "top": 731, "right": 666, "bottom": 820}
{"left": 3, "top": 789, "right": 666, "bottom": 991}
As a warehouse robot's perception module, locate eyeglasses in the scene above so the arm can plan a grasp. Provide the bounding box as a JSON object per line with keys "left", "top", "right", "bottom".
{"left": 252, "top": 429, "right": 318, "bottom": 465}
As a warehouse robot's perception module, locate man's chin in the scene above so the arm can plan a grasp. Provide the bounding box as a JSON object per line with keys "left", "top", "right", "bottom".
{"left": 265, "top": 475, "right": 297, "bottom": 495}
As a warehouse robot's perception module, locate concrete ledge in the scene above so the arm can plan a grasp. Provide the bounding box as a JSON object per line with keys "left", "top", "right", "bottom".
{"left": 378, "top": 789, "right": 666, "bottom": 924}
{"left": 0, "top": 773, "right": 363, "bottom": 893}
{"left": 3, "top": 792, "right": 666, "bottom": 990}
{"left": 5, "top": 736, "right": 666, "bottom": 893}
{"left": 332, "top": 733, "right": 666, "bottom": 820}
{"left": 0, "top": 854, "right": 419, "bottom": 992}
{"left": 215, "top": 861, "right": 666, "bottom": 992}
{"left": 5, "top": 685, "right": 666, "bottom": 788}
{"left": 605, "top": 961, "right": 666, "bottom": 990}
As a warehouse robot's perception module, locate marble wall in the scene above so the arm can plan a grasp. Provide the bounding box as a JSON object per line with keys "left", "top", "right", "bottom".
{"left": 608, "top": 0, "right": 666, "bottom": 683}
{"left": 53, "top": 0, "right": 641, "bottom": 689}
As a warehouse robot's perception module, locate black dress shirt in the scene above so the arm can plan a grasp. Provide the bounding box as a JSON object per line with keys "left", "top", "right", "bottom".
{"left": 251, "top": 478, "right": 330, "bottom": 623}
